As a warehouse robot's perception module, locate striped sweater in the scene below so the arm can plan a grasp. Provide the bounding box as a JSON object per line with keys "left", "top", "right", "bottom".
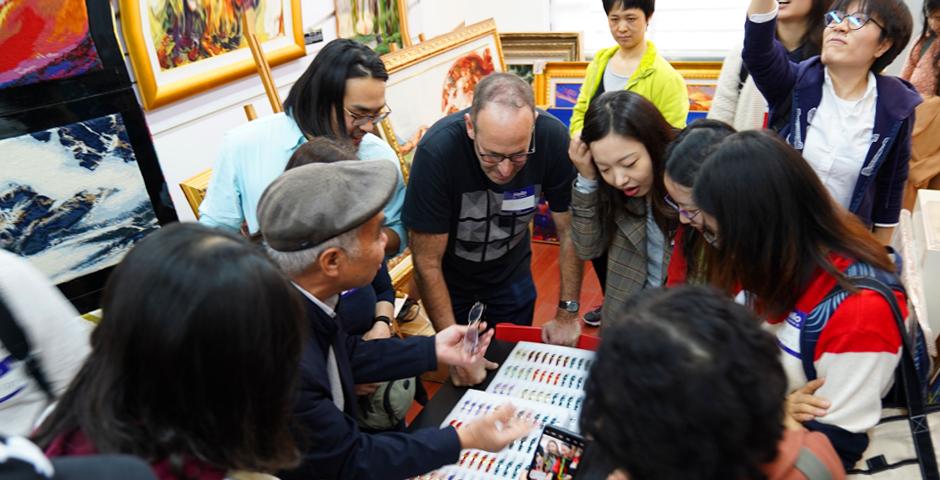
{"left": 764, "top": 253, "right": 905, "bottom": 467}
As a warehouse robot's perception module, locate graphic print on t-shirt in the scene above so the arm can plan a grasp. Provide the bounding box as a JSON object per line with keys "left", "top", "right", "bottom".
{"left": 455, "top": 185, "right": 541, "bottom": 263}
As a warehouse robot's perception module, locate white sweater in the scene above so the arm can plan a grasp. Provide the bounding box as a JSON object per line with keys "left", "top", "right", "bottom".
{"left": 0, "top": 250, "right": 91, "bottom": 436}
{"left": 707, "top": 47, "right": 770, "bottom": 131}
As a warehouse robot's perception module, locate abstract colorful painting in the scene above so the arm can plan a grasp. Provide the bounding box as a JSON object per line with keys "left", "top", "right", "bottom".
{"left": 335, "top": 0, "right": 410, "bottom": 55}
{"left": 149, "top": 0, "right": 285, "bottom": 71}
{"left": 0, "top": 0, "right": 103, "bottom": 89}
{"left": 553, "top": 83, "right": 582, "bottom": 108}
{"left": 379, "top": 20, "right": 505, "bottom": 181}
{"left": 120, "top": 0, "right": 304, "bottom": 109}
{"left": 0, "top": 114, "right": 160, "bottom": 285}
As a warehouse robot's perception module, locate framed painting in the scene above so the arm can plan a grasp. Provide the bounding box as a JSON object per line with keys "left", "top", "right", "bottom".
{"left": 499, "top": 32, "right": 581, "bottom": 85}
{"left": 379, "top": 18, "right": 505, "bottom": 181}
{"left": 533, "top": 61, "right": 588, "bottom": 108}
{"left": 670, "top": 60, "right": 723, "bottom": 123}
{"left": 0, "top": 89, "right": 178, "bottom": 312}
{"left": 335, "top": 0, "right": 411, "bottom": 56}
{"left": 0, "top": 0, "right": 131, "bottom": 115}
{"left": 119, "top": 0, "right": 306, "bottom": 110}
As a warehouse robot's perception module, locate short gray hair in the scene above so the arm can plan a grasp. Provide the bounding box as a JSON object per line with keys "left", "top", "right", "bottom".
{"left": 470, "top": 73, "right": 535, "bottom": 127}
{"left": 264, "top": 226, "right": 361, "bottom": 277}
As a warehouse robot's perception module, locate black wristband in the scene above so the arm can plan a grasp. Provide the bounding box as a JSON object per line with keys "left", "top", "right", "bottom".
{"left": 374, "top": 315, "right": 392, "bottom": 326}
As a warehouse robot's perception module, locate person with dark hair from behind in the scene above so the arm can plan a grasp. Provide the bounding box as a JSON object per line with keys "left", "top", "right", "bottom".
{"left": 199, "top": 38, "right": 408, "bottom": 255}
{"left": 33, "top": 223, "right": 307, "bottom": 480}
{"left": 581, "top": 286, "right": 845, "bottom": 480}
{"left": 692, "top": 130, "right": 907, "bottom": 469}
{"left": 404, "top": 73, "right": 584, "bottom": 385}
{"left": 709, "top": 0, "right": 827, "bottom": 130}
{"left": 661, "top": 119, "right": 736, "bottom": 285}
{"left": 568, "top": 90, "right": 676, "bottom": 330}
{"left": 259, "top": 160, "right": 532, "bottom": 479}
{"left": 743, "top": 0, "right": 920, "bottom": 244}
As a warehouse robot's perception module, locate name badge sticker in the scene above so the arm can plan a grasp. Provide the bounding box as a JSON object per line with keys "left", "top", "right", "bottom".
{"left": 776, "top": 310, "right": 806, "bottom": 359}
{"left": 501, "top": 186, "right": 536, "bottom": 212}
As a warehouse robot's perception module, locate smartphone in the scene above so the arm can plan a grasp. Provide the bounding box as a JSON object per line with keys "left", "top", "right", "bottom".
{"left": 527, "top": 425, "right": 585, "bottom": 480}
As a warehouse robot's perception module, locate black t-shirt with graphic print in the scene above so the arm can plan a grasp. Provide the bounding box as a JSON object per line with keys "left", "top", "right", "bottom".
{"left": 402, "top": 108, "right": 575, "bottom": 295}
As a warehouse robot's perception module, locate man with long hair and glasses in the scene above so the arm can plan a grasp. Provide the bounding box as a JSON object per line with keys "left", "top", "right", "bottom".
{"left": 199, "top": 39, "right": 407, "bottom": 255}
{"left": 403, "top": 73, "right": 584, "bottom": 386}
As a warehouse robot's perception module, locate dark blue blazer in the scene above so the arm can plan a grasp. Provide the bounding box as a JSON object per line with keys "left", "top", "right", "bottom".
{"left": 279, "top": 294, "right": 461, "bottom": 480}
{"left": 743, "top": 16, "right": 922, "bottom": 226}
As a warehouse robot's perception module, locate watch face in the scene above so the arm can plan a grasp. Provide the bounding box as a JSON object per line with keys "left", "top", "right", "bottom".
{"left": 560, "top": 301, "right": 579, "bottom": 312}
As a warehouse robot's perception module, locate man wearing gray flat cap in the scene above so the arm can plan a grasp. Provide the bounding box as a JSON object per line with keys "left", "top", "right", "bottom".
{"left": 258, "top": 160, "right": 531, "bottom": 480}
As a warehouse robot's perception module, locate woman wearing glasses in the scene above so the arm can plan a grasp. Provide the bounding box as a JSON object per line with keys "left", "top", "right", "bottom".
{"left": 568, "top": 90, "right": 677, "bottom": 329}
{"left": 199, "top": 39, "right": 407, "bottom": 255}
{"left": 743, "top": 0, "right": 918, "bottom": 244}
{"left": 661, "top": 120, "right": 736, "bottom": 286}
{"left": 692, "top": 130, "right": 907, "bottom": 469}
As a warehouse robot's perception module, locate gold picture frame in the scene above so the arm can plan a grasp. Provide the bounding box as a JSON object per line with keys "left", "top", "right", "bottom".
{"left": 671, "top": 60, "right": 723, "bottom": 114}
{"left": 335, "top": 0, "right": 412, "bottom": 55}
{"left": 499, "top": 32, "right": 582, "bottom": 85}
{"left": 179, "top": 168, "right": 213, "bottom": 219}
{"left": 379, "top": 18, "right": 506, "bottom": 182}
{"left": 119, "top": 0, "right": 306, "bottom": 110}
{"left": 533, "top": 61, "right": 589, "bottom": 108}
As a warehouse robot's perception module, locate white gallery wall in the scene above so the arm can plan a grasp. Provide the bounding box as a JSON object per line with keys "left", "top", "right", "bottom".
{"left": 117, "top": 0, "right": 921, "bottom": 221}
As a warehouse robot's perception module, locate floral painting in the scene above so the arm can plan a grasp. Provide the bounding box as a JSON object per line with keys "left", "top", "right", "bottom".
{"left": 0, "top": 0, "right": 103, "bottom": 89}
{"left": 148, "top": 0, "right": 286, "bottom": 70}
{"left": 335, "top": 0, "right": 408, "bottom": 56}
{"left": 0, "top": 114, "right": 160, "bottom": 284}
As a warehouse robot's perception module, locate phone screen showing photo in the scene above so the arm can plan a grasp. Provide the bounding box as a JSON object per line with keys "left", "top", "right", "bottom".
{"left": 527, "top": 425, "right": 585, "bottom": 480}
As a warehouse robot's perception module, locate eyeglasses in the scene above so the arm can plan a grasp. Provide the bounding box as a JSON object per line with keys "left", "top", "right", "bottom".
{"left": 702, "top": 228, "right": 720, "bottom": 248}
{"left": 664, "top": 194, "right": 701, "bottom": 222}
{"left": 344, "top": 105, "right": 391, "bottom": 127}
{"left": 824, "top": 10, "right": 883, "bottom": 30}
{"left": 476, "top": 129, "right": 536, "bottom": 166}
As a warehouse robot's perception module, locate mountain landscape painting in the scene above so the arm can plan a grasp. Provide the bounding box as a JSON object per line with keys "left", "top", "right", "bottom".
{"left": 0, "top": 113, "right": 159, "bottom": 284}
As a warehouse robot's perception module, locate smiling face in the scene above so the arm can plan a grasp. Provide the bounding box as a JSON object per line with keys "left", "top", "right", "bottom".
{"left": 607, "top": 6, "right": 649, "bottom": 52}
{"left": 341, "top": 77, "right": 387, "bottom": 146}
{"left": 821, "top": 2, "right": 893, "bottom": 70}
{"left": 590, "top": 133, "right": 654, "bottom": 199}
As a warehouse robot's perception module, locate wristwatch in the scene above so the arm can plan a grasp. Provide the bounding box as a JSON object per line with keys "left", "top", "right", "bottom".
{"left": 558, "top": 300, "right": 580, "bottom": 313}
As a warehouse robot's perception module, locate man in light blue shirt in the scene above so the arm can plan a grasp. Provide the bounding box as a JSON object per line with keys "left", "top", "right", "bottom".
{"left": 199, "top": 39, "right": 407, "bottom": 255}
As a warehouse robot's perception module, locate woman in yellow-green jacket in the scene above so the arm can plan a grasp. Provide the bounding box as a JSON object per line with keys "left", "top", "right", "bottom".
{"left": 569, "top": 0, "right": 689, "bottom": 327}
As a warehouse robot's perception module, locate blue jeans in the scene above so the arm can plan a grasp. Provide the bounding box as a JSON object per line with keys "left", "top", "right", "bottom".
{"left": 449, "top": 274, "right": 537, "bottom": 327}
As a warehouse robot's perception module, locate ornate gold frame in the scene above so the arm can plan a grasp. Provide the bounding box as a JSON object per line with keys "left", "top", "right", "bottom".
{"left": 533, "top": 61, "right": 589, "bottom": 108}
{"left": 119, "top": 0, "right": 306, "bottom": 110}
{"left": 499, "top": 32, "right": 582, "bottom": 64}
{"left": 179, "top": 168, "right": 213, "bottom": 218}
{"left": 334, "top": 0, "right": 413, "bottom": 49}
{"left": 379, "top": 18, "right": 505, "bottom": 182}
{"left": 670, "top": 60, "right": 723, "bottom": 81}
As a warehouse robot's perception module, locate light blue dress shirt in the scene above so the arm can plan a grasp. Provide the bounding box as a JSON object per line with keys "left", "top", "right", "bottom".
{"left": 198, "top": 112, "right": 407, "bottom": 253}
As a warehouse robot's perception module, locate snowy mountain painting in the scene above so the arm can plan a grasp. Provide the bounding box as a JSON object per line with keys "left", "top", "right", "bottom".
{"left": 0, "top": 113, "right": 159, "bottom": 284}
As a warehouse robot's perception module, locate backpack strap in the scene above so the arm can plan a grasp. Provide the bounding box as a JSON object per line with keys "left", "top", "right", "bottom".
{"left": 795, "top": 446, "right": 834, "bottom": 480}
{"left": 847, "top": 276, "right": 940, "bottom": 480}
{"left": 797, "top": 262, "right": 904, "bottom": 382}
{"left": 0, "top": 297, "right": 55, "bottom": 402}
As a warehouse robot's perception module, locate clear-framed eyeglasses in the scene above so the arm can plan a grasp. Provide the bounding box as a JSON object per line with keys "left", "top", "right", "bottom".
{"left": 344, "top": 105, "right": 392, "bottom": 127}
{"left": 824, "top": 10, "right": 883, "bottom": 30}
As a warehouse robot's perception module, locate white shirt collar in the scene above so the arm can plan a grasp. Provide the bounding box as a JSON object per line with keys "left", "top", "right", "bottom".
{"left": 823, "top": 68, "right": 878, "bottom": 102}
{"left": 292, "top": 283, "right": 338, "bottom": 317}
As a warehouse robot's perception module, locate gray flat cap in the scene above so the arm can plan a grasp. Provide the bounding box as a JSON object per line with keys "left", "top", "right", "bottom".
{"left": 258, "top": 159, "right": 397, "bottom": 252}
